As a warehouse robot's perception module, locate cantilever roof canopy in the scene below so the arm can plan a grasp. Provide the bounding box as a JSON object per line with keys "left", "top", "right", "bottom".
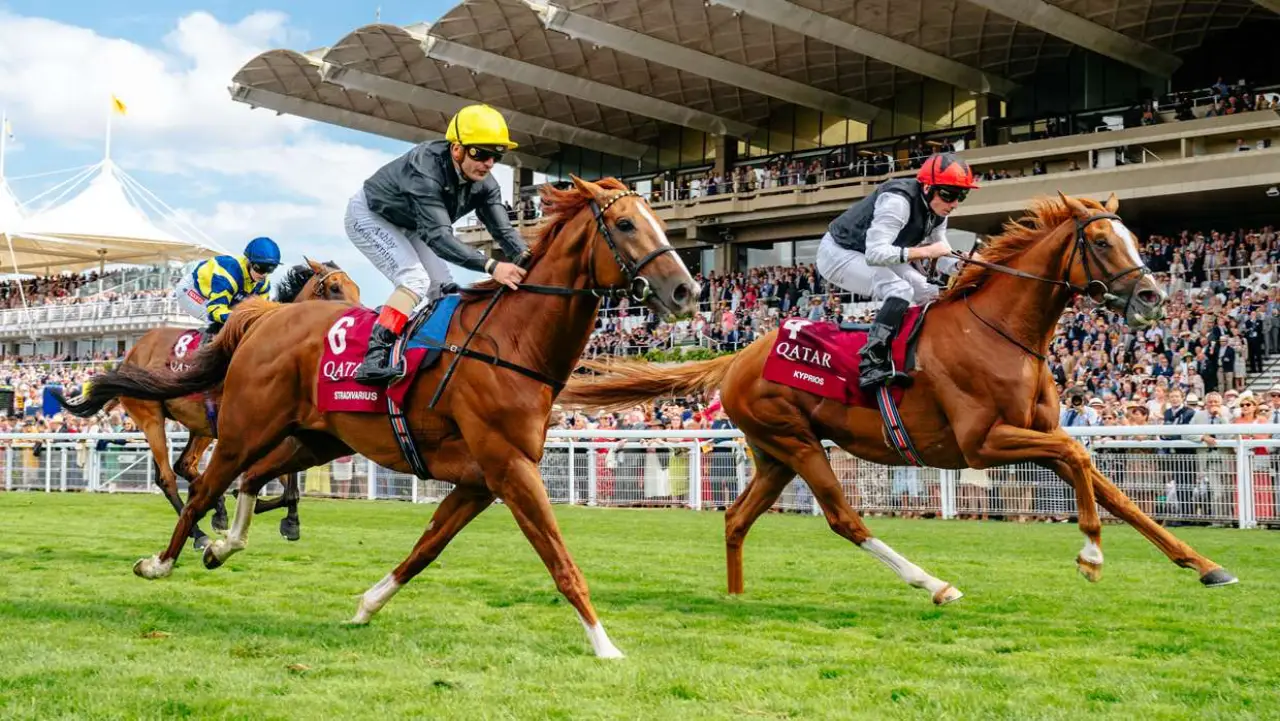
{"left": 3, "top": 160, "right": 223, "bottom": 275}
{"left": 230, "top": 0, "right": 1274, "bottom": 164}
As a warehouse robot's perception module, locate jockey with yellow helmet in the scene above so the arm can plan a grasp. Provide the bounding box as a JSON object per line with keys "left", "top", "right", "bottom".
{"left": 175, "top": 236, "right": 280, "bottom": 335}
{"left": 345, "top": 103, "right": 529, "bottom": 385}
{"left": 815, "top": 153, "right": 980, "bottom": 388}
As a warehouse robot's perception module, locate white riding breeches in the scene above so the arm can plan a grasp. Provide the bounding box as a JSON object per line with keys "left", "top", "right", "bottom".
{"left": 344, "top": 188, "right": 454, "bottom": 302}
{"left": 174, "top": 262, "right": 209, "bottom": 321}
{"left": 816, "top": 232, "right": 937, "bottom": 304}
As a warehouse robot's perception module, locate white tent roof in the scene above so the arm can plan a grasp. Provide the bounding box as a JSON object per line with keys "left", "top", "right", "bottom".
{"left": 4, "top": 160, "right": 222, "bottom": 274}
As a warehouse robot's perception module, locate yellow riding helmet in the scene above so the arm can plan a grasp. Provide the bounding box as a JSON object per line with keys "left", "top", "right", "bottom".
{"left": 445, "top": 104, "right": 518, "bottom": 150}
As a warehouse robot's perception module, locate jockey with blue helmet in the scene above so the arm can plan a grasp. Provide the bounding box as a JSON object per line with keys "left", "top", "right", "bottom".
{"left": 175, "top": 236, "right": 281, "bottom": 334}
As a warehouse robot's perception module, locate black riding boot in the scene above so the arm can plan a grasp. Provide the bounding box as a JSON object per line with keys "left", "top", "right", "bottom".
{"left": 858, "top": 296, "right": 911, "bottom": 390}
{"left": 354, "top": 324, "right": 404, "bottom": 386}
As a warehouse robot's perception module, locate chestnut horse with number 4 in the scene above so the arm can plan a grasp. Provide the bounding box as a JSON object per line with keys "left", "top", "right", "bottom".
{"left": 560, "top": 192, "right": 1237, "bottom": 602}
{"left": 86, "top": 259, "right": 359, "bottom": 549}
{"left": 58, "top": 177, "right": 698, "bottom": 658}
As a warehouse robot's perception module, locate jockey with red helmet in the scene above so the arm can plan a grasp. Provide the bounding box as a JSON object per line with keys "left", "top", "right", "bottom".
{"left": 815, "top": 152, "right": 979, "bottom": 388}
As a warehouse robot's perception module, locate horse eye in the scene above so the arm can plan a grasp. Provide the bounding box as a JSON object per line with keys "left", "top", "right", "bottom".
{"left": 616, "top": 218, "right": 635, "bottom": 232}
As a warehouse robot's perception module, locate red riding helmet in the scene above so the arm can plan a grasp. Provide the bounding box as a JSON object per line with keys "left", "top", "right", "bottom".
{"left": 916, "top": 153, "right": 980, "bottom": 189}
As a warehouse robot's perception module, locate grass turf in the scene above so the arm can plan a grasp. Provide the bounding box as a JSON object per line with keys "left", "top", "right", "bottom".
{"left": 1, "top": 492, "right": 1277, "bottom": 720}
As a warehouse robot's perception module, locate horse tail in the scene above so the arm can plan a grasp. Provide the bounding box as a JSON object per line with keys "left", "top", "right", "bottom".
{"left": 559, "top": 354, "right": 738, "bottom": 412}
{"left": 56, "top": 299, "right": 283, "bottom": 418}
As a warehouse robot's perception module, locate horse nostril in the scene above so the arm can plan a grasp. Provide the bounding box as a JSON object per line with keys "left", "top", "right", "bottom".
{"left": 1137, "top": 290, "right": 1161, "bottom": 306}
{"left": 672, "top": 283, "right": 690, "bottom": 305}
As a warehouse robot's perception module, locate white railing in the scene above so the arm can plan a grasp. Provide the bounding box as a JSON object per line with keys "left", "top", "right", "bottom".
{"left": 0, "top": 296, "right": 186, "bottom": 332}
{"left": 5, "top": 426, "right": 1279, "bottom": 529}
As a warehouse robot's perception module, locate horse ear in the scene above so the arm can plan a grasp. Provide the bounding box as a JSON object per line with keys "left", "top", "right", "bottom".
{"left": 1103, "top": 193, "right": 1119, "bottom": 214}
{"left": 1057, "top": 191, "right": 1091, "bottom": 221}
{"left": 305, "top": 257, "right": 324, "bottom": 274}
{"left": 569, "top": 174, "right": 605, "bottom": 201}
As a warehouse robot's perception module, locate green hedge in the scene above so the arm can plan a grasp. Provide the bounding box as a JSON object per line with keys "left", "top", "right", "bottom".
{"left": 640, "top": 347, "right": 736, "bottom": 363}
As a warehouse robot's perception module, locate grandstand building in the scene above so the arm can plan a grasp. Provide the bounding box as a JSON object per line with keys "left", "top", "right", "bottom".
{"left": 232, "top": 0, "right": 1279, "bottom": 274}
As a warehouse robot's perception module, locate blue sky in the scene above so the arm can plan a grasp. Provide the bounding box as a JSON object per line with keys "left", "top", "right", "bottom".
{"left": 0, "top": 1, "right": 497, "bottom": 299}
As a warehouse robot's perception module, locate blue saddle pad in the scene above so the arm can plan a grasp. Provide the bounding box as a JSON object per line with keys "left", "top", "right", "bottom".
{"left": 406, "top": 294, "right": 462, "bottom": 351}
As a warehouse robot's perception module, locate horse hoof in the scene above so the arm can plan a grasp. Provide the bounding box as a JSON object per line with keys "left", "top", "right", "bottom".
{"left": 192, "top": 536, "right": 211, "bottom": 551}
{"left": 932, "top": 584, "right": 963, "bottom": 605}
{"left": 280, "top": 519, "right": 301, "bottom": 542}
{"left": 1200, "top": 568, "right": 1238, "bottom": 587}
{"left": 1076, "top": 557, "right": 1103, "bottom": 583}
{"left": 212, "top": 514, "right": 229, "bottom": 533}
{"left": 202, "top": 544, "right": 225, "bottom": 571}
{"left": 133, "top": 556, "right": 172, "bottom": 580}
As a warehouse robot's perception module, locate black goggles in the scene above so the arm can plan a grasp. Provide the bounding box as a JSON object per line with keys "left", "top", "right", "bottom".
{"left": 250, "top": 263, "right": 278, "bottom": 275}
{"left": 934, "top": 186, "right": 969, "bottom": 203}
{"left": 465, "top": 145, "right": 505, "bottom": 163}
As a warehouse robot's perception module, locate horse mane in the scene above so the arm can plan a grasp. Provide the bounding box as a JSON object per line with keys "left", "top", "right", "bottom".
{"left": 941, "top": 195, "right": 1107, "bottom": 300}
{"left": 274, "top": 261, "right": 339, "bottom": 303}
{"left": 463, "top": 178, "right": 631, "bottom": 297}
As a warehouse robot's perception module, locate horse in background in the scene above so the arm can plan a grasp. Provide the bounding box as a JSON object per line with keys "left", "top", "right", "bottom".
{"left": 76, "top": 258, "right": 359, "bottom": 549}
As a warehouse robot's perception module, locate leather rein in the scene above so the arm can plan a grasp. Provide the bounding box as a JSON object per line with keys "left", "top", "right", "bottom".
{"left": 427, "top": 190, "right": 677, "bottom": 405}
{"left": 955, "top": 213, "right": 1150, "bottom": 362}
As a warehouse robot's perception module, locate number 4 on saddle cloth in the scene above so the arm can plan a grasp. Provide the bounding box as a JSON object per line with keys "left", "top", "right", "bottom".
{"left": 761, "top": 305, "right": 930, "bottom": 465}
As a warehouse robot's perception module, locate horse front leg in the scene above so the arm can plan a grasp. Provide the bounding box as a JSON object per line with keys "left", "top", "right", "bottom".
{"left": 967, "top": 426, "right": 1104, "bottom": 582}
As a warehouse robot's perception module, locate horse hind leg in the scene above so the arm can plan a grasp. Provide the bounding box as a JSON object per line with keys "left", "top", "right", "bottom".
{"left": 177, "top": 435, "right": 226, "bottom": 532}
{"left": 790, "top": 441, "right": 962, "bottom": 605}
{"left": 125, "top": 399, "right": 213, "bottom": 550}
{"left": 202, "top": 436, "right": 342, "bottom": 570}
{"left": 350, "top": 484, "right": 494, "bottom": 625}
{"left": 725, "top": 445, "right": 794, "bottom": 595}
{"left": 134, "top": 416, "right": 292, "bottom": 579}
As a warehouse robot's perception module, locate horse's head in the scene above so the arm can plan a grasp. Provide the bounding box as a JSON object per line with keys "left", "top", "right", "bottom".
{"left": 276, "top": 258, "right": 361, "bottom": 305}
{"left": 569, "top": 175, "right": 699, "bottom": 319}
{"left": 1058, "top": 192, "right": 1166, "bottom": 328}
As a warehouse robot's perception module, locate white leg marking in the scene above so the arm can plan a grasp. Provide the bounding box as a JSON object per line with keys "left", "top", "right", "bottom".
{"left": 209, "top": 492, "right": 257, "bottom": 563}
{"left": 1079, "top": 538, "right": 1104, "bottom": 565}
{"left": 133, "top": 554, "right": 174, "bottom": 579}
{"left": 860, "top": 537, "right": 952, "bottom": 596}
{"left": 576, "top": 611, "right": 624, "bottom": 659}
{"left": 350, "top": 573, "right": 402, "bottom": 625}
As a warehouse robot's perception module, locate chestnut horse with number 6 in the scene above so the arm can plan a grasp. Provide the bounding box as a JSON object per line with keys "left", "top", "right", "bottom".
{"left": 559, "top": 192, "right": 1237, "bottom": 602}
{"left": 57, "top": 177, "right": 698, "bottom": 658}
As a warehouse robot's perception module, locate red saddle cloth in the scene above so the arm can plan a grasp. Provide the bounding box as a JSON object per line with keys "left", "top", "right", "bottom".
{"left": 760, "top": 306, "right": 925, "bottom": 408}
{"left": 315, "top": 307, "right": 431, "bottom": 413}
{"left": 168, "top": 330, "right": 204, "bottom": 373}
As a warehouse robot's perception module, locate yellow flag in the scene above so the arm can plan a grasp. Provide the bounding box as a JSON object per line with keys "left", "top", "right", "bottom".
{"left": 111, "top": 95, "right": 128, "bottom": 116}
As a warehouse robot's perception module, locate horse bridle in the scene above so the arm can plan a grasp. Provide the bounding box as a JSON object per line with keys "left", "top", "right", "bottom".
{"left": 953, "top": 213, "right": 1149, "bottom": 301}
{"left": 426, "top": 189, "right": 678, "bottom": 407}
{"left": 502, "top": 189, "right": 677, "bottom": 302}
{"left": 955, "top": 212, "right": 1152, "bottom": 361}
{"left": 308, "top": 267, "right": 354, "bottom": 299}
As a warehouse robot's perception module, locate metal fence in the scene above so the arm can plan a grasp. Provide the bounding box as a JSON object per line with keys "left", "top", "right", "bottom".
{"left": 2, "top": 426, "right": 1277, "bottom": 529}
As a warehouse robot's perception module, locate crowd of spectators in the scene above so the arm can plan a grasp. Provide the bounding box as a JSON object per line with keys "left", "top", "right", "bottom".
{"left": 0, "top": 267, "right": 176, "bottom": 311}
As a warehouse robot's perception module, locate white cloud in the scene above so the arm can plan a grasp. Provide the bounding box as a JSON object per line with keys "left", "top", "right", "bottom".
{"left": 0, "top": 9, "right": 504, "bottom": 301}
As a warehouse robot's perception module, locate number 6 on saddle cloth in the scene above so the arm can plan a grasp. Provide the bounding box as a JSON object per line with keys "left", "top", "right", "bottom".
{"left": 316, "top": 292, "right": 553, "bottom": 478}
